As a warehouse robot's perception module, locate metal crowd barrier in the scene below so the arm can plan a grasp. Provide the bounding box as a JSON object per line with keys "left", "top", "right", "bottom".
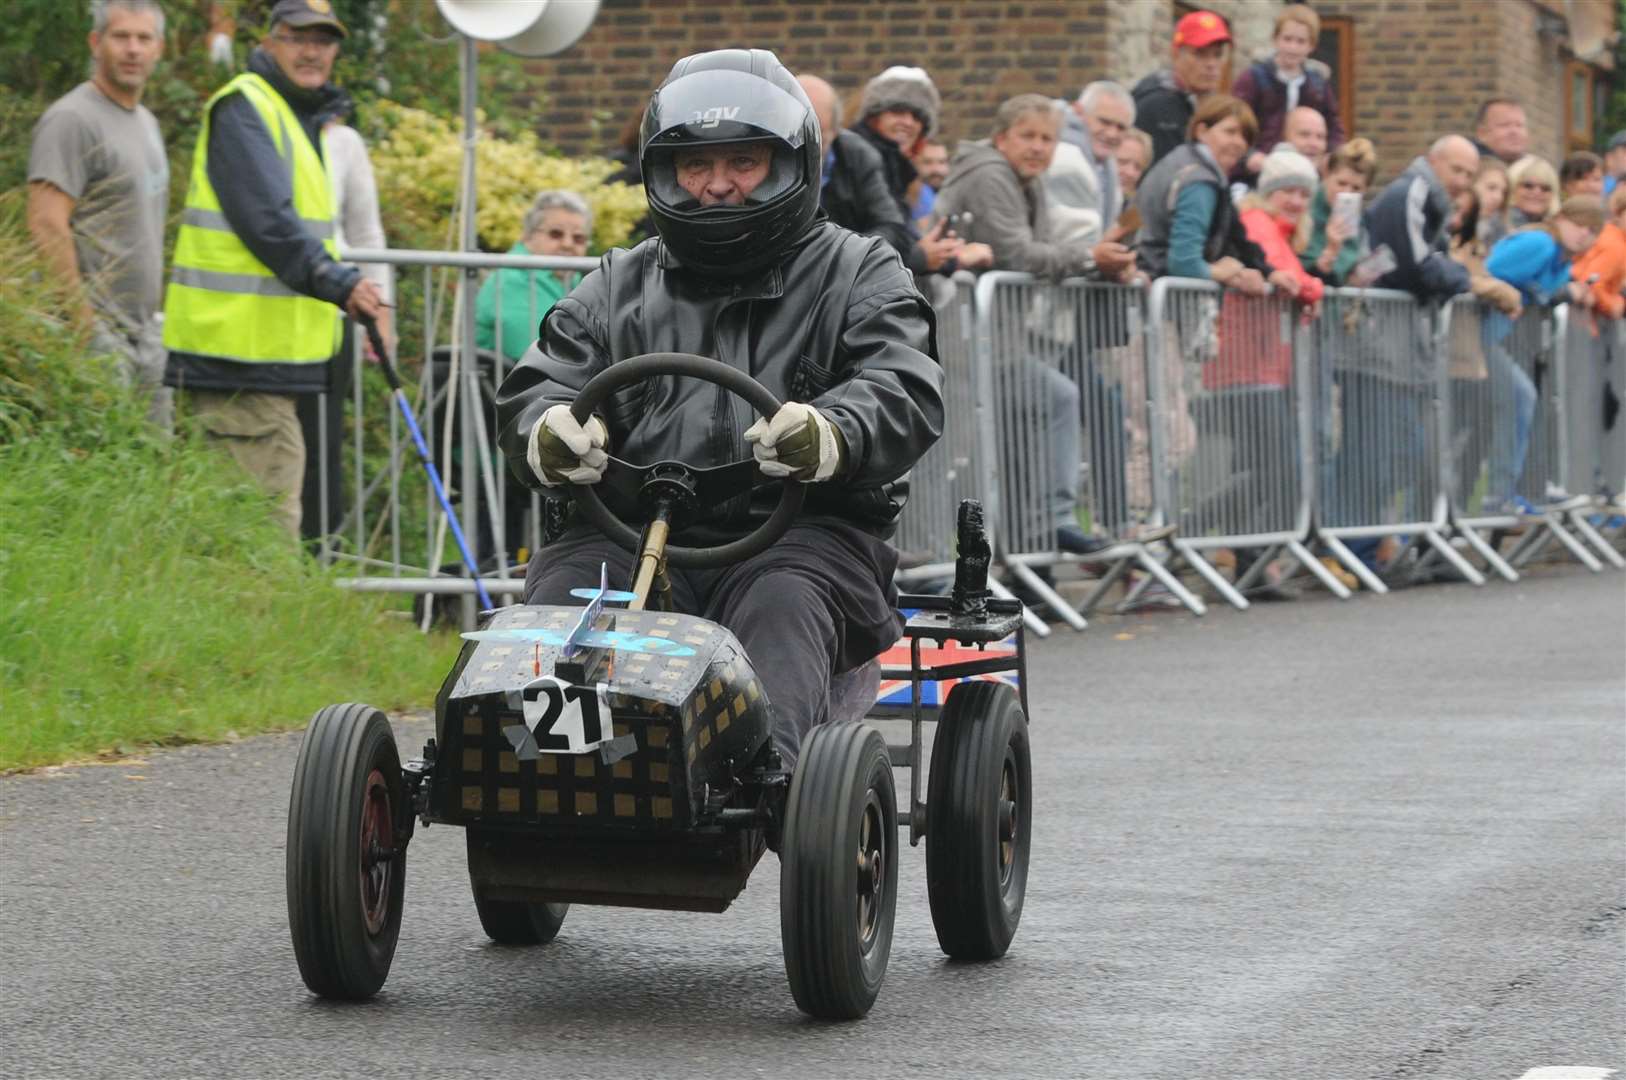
{"left": 313, "top": 250, "right": 1620, "bottom": 633}
{"left": 316, "top": 247, "right": 597, "bottom": 627}
{"left": 1439, "top": 298, "right": 1607, "bottom": 575}
{"left": 1516, "top": 304, "right": 1626, "bottom": 569}
{"left": 1313, "top": 285, "right": 1476, "bottom": 589}
{"left": 970, "top": 272, "right": 1207, "bottom": 626}
{"left": 1147, "top": 278, "right": 1352, "bottom": 609}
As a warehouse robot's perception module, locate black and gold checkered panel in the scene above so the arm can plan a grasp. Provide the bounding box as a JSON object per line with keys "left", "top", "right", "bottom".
{"left": 432, "top": 606, "right": 773, "bottom": 830}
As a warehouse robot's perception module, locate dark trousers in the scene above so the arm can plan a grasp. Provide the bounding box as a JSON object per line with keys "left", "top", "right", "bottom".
{"left": 295, "top": 323, "right": 352, "bottom": 543}
{"left": 523, "top": 521, "right": 901, "bottom": 767}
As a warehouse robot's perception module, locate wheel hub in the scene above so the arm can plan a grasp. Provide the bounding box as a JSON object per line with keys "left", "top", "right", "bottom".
{"left": 855, "top": 797, "right": 887, "bottom": 950}
{"left": 997, "top": 757, "right": 1019, "bottom": 886}
{"left": 359, "top": 768, "right": 395, "bottom": 936}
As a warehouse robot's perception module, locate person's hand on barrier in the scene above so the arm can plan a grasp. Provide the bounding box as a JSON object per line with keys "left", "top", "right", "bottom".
{"left": 957, "top": 242, "right": 995, "bottom": 270}
{"left": 1232, "top": 267, "right": 1269, "bottom": 296}
{"left": 1209, "top": 256, "right": 1244, "bottom": 285}
{"left": 916, "top": 218, "right": 963, "bottom": 272}
{"left": 744, "top": 401, "right": 846, "bottom": 482}
{"left": 1267, "top": 268, "right": 1301, "bottom": 296}
{"left": 527, "top": 404, "right": 609, "bottom": 486}
{"left": 1569, "top": 281, "right": 1596, "bottom": 309}
{"left": 344, "top": 278, "right": 385, "bottom": 324}
{"left": 1091, "top": 241, "right": 1137, "bottom": 280}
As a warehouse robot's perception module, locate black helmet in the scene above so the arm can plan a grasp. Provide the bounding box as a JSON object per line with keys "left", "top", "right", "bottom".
{"left": 640, "top": 49, "right": 821, "bottom": 277}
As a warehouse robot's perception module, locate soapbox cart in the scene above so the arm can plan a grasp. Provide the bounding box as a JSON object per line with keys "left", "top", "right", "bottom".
{"left": 284, "top": 354, "right": 1033, "bottom": 1019}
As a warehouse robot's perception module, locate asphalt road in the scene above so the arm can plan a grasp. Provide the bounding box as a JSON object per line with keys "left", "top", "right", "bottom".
{"left": 3, "top": 569, "right": 1622, "bottom": 1080}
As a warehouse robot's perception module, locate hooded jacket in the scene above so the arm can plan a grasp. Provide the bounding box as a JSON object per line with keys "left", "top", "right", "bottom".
{"left": 495, "top": 221, "right": 944, "bottom": 544}
{"left": 1131, "top": 69, "right": 1196, "bottom": 168}
{"left": 1230, "top": 55, "right": 1344, "bottom": 161}
{"left": 1365, "top": 155, "right": 1470, "bottom": 301}
{"left": 933, "top": 140, "right": 1096, "bottom": 280}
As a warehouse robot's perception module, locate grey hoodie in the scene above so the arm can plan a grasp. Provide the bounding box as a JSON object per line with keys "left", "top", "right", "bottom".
{"left": 933, "top": 140, "right": 1096, "bottom": 281}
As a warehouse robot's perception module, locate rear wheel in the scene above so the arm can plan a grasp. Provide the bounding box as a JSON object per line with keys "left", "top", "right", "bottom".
{"left": 466, "top": 830, "right": 569, "bottom": 945}
{"left": 780, "top": 722, "right": 897, "bottom": 1019}
{"left": 926, "top": 682, "right": 1031, "bottom": 960}
{"left": 286, "top": 703, "right": 406, "bottom": 999}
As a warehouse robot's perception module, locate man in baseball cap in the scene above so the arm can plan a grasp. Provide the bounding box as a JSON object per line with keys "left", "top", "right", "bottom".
{"left": 267, "top": 0, "right": 347, "bottom": 38}
{"left": 1130, "top": 9, "right": 1232, "bottom": 168}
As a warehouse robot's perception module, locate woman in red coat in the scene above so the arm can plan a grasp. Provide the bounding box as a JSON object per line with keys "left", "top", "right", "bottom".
{"left": 1198, "top": 146, "right": 1323, "bottom": 597}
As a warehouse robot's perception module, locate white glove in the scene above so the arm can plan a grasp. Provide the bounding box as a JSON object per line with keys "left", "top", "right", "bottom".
{"left": 743, "top": 402, "right": 846, "bottom": 482}
{"left": 527, "top": 404, "right": 609, "bottom": 486}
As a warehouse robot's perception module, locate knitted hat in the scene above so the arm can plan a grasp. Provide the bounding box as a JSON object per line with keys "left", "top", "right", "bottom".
{"left": 858, "top": 65, "right": 941, "bottom": 138}
{"left": 1258, "top": 146, "right": 1318, "bottom": 194}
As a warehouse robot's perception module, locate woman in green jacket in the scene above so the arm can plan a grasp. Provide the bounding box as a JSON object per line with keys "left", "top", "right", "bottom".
{"left": 476, "top": 190, "right": 591, "bottom": 362}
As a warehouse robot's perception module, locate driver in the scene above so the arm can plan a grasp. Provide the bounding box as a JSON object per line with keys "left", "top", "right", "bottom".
{"left": 495, "top": 49, "right": 944, "bottom": 769}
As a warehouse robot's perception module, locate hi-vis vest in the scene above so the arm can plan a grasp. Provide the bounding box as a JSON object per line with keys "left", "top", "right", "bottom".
{"left": 163, "top": 73, "right": 339, "bottom": 373}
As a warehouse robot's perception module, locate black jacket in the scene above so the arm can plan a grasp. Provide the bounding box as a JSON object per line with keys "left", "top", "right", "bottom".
{"left": 1366, "top": 155, "right": 1470, "bottom": 301}
{"left": 495, "top": 221, "right": 944, "bottom": 543}
{"left": 1131, "top": 69, "right": 1197, "bottom": 170}
{"left": 166, "top": 48, "right": 360, "bottom": 393}
{"left": 845, "top": 122, "right": 932, "bottom": 274}
{"left": 821, "top": 130, "right": 917, "bottom": 265}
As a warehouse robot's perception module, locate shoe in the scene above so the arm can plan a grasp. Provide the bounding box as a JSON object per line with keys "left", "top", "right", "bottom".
{"left": 1318, "top": 556, "right": 1359, "bottom": 591}
{"left": 1120, "top": 577, "right": 1185, "bottom": 612}
{"left": 1132, "top": 523, "right": 1177, "bottom": 543}
{"left": 1477, "top": 496, "right": 1540, "bottom": 517}
{"left": 1055, "top": 523, "right": 1112, "bottom": 555}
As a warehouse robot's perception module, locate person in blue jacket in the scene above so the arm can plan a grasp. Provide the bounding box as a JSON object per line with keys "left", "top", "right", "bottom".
{"left": 1482, "top": 194, "right": 1604, "bottom": 511}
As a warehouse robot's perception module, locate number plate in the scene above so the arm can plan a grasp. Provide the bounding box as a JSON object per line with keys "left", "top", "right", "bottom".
{"left": 520, "top": 676, "right": 612, "bottom": 754}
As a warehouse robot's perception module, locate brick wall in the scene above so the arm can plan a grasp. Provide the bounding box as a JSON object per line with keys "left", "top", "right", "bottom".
{"left": 530, "top": 0, "right": 1115, "bottom": 155}
{"left": 528, "top": 0, "right": 1608, "bottom": 178}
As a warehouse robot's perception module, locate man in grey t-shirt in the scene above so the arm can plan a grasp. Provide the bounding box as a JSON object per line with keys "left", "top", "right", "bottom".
{"left": 27, "top": 0, "right": 171, "bottom": 428}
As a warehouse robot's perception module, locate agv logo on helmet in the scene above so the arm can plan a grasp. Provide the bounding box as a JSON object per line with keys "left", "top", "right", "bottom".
{"left": 692, "top": 106, "right": 743, "bottom": 129}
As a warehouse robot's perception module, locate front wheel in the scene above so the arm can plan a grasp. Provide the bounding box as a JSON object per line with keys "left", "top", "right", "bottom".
{"left": 780, "top": 722, "right": 898, "bottom": 1019}
{"left": 926, "top": 682, "right": 1032, "bottom": 960}
{"left": 286, "top": 703, "right": 406, "bottom": 999}
{"left": 466, "top": 830, "right": 569, "bottom": 945}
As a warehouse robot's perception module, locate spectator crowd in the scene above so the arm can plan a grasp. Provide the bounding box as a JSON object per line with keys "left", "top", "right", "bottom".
{"left": 26, "top": 0, "right": 1626, "bottom": 601}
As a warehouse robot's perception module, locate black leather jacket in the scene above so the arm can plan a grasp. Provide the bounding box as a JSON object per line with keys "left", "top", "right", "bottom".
{"left": 495, "top": 220, "right": 944, "bottom": 544}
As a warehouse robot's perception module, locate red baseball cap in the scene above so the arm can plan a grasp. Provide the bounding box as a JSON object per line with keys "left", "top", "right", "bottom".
{"left": 1173, "top": 10, "right": 1232, "bottom": 49}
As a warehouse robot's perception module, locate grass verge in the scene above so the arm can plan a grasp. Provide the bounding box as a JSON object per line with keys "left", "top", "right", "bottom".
{"left": 0, "top": 194, "right": 458, "bottom": 771}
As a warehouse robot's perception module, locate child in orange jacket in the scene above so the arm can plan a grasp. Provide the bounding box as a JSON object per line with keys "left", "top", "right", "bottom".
{"left": 1572, "top": 185, "right": 1626, "bottom": 317}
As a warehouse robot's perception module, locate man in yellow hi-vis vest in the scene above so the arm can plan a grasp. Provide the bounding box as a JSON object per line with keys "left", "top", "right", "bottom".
{"left": 163, "top": 0, "right": 383, "bottom": 537}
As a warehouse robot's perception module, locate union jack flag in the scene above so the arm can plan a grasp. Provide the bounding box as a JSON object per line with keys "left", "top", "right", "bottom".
{"left": 874, "top": 612, "right": 1019, "bottom": 710}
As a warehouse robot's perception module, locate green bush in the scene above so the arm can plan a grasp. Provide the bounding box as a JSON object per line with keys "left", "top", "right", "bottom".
{"left": 0, "top": 195, "right": 457, "bottom": 771}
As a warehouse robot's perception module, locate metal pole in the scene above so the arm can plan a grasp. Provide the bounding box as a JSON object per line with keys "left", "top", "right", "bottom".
{"left": 458, "top": 33, "right": 481, "bottom": 629}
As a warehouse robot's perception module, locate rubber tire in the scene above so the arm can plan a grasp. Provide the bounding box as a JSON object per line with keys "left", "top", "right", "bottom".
{"left": 286, "top": 703, "right": 406, "bottom": 999}
{"left": 466, "top": 830, "right": 569, "bottom": 945}
{"left": 926, "top": 682, "right": 1032, "bottom": 961}
{"left": 780, "top": 722, "right": 898, "bottom": 1020}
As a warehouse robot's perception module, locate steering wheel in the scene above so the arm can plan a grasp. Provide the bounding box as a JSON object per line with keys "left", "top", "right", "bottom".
{"left": 568, "top": 353, "right": 805, "bottom": 569}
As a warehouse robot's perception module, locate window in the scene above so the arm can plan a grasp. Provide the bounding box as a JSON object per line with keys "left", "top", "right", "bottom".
{"left": 1311, "top": 16, "right": 1356, "bottom": 138}
{"left": 1564, "top": 61, "right": 1595, "bottom": 151}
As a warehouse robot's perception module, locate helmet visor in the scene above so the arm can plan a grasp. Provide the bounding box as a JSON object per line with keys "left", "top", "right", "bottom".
{"left": 641, "top": 68, "right": 812, "bottom": 212}
{"left": 643, "top": 68, "right": 813, "bottom": 149}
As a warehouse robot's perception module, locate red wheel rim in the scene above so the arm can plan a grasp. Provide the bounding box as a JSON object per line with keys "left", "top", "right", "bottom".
{"left": 359, "top": 768, "right": 394, "bottom": 936}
